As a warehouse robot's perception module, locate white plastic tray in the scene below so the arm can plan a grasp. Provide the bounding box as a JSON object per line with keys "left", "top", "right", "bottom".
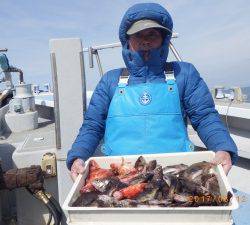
{"left": 63, "top": 151, "right": 238, "bottom": 225}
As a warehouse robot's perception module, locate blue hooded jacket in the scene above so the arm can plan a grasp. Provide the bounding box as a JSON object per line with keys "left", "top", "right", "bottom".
{"left": 66, "top": 3, "right": 238, "bottom": 170}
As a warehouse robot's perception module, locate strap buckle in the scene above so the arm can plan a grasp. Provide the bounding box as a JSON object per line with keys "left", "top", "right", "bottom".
{"left": 164, "top": 71, "right": 175, "bottom": 81}
{"left": 164, "top": 62, "right": 175, "bottom": 81}
{"left": 118, "top": 75, "right": 129, "bottom": 86}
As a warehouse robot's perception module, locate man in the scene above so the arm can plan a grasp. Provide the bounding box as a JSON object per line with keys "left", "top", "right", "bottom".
{"left": 67, "top": 3, "right": 238, "bottom": 180}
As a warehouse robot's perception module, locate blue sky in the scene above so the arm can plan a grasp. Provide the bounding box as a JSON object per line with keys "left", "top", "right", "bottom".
{"left": 1, "top": 0, "right": 250, "bottom": 90}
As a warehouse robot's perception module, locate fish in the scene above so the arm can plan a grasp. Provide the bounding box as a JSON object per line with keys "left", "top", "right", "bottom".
{"left": 163, "top": 164, "right": 188, "bottom": 175}
{"left": 152, "top": 166, "right": 165, "bottom": 188}
{"left": 128, "top": 172, "right": 154, "bottom": 185}
{"left": 113, "top": 183, "right": 147, "bottom": 200}
{"left": 105, "top": 178, "right": 128, "bottom": 196}
{"left": 92, "top": 178, "right": 111, "bottom": 193}
{"left": 92, "top": 177, "right": 127, "bottom": 194}
{"left": 80, "top": 160, "right": 114, "bottom": 193}
{"left": 134, "top": 156, "right": 147, "bottom": 172}
{"left": 146, "top": 160, "right": 157, "bottom": 172}
{"left": 173, "top": 193, "right": 192, "bottom": 205}
{"left": 115, "top": 199, "right": 138, "bottom": 207}
{"left": 177, "top": 177, "right": 210, "bottom": 196}
{"left": 110, "top": 158, "right": 137, "bottom": 176}
{"left": 181, "top": 162, "right": 215, "bottom": 181}
{"left": 161, "top": 181, "right": 170, "bottom": 199}
{"left": 96, "top": 195, "right": 118, "bottom": 207}
{"left": 143, "top": 167, "right": 170, "bottom": 201}
{"left": 72, "top": 192, "right": 98, "bottom": 207}
{"left": 167, "top": 175, "right": 182, "bottom": 200}
{"left": 74, "top": 157, "right": 229, "bottom": 208}
{"left": 119, "top": 172, "right": 140, "bottom": 184}
{"left": 163, "top": 174, "right": 173, "bottom": 187}
{"left": 136, "top": 183, "right": 159, "bottom": 203}
{"left": 204, "top": 176, "right": 220, "bottom": 196}
{"left": 155, "top": 190, "right": 164, "bottom": 200}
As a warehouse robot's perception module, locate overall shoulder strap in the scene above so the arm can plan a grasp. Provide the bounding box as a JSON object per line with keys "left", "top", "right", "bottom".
{"left": 118, "top": 68, "right": 129, "bottom": 86}
{"left": 121, "top": 68, "right": 129, "bottom": 77}
{"left": 164, "top": 62, "right": 175, "bottom": 81}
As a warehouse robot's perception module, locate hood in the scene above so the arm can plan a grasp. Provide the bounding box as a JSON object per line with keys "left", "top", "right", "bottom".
{"left": 119, "top": 3, "right": 173, "bottom": 78}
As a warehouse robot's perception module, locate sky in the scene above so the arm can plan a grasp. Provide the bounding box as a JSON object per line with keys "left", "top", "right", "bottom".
{"left": 1, "top": 0, "right": 250, "bottom": 91}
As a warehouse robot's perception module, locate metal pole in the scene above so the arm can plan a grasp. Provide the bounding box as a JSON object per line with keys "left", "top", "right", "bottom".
{"left": 79, "top": 51, "right": 87, "bottom": 112}
{"left": 88, "top": 47, "right": 94, "bottom": 68}
{"left": 169, "top": 41, "right": 182, "bottom": 62}
{"left": 95, "top": 50, "right": 104, "bottom": 76}
{"left": 83, "top": 33, "right": 182, "bottom": 74}
{"left": 0, "top": 48, "right": 8, "bottom": 52}
{"left": 83, "top": 42, "right": 121, "bottom": 52}
{"left": 50, "top": 53, "right": 61, "bottom": 149}
{"left": 82, "top": 33, "right": 179, "bottom": 53}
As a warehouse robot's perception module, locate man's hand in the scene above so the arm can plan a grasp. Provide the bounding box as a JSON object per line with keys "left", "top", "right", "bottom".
{"left": 70, "top": 158, "right": 85, "bottom": 181}
{"left": 211, "top": 151, "right": 232, "bottom": 175}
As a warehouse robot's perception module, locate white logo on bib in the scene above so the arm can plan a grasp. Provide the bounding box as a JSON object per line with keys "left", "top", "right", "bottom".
{"left": 139, "top": 92, "right": 151, "bottom": 105}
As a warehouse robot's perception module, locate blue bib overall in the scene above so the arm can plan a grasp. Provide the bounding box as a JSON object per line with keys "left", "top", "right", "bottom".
{"left": 103, "top": 65, "right": 194, "bottom": 156}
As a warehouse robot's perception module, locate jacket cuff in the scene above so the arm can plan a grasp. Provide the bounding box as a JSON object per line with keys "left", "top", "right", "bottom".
{"left": 66, "top": 147, "right": 89, "bottom": 170}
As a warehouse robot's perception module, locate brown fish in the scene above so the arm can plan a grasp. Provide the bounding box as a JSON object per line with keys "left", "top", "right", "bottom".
{"left": 163, "top": 164, "right": 188, "bottom": 175}
{"left": 181, "top": 162, "right": 214, "bottom": 181}
{"left": 128, "top": 172, "right": 154, "bottom": 185}
{"left": 115, "top": 199, "right": 138, "bottom": 207}
{"left": 146, "top": 160, "right": 157, "bottom": 172}
{"left": 136, "top": 183, "right": 159, "bottom": 203}
{"left": 96, "top": 195, "right": 117, "bottom": 207}
{"left": 92, "top": 177, "right": 128, "bottom": 194}
{"left": 204, "top": 176, "right": 220, "bottom": 196}
{"left": 72, "top": 192, "right": 98, "bottom": 207}
{"left": 134, "top": 156, "right": 147, "bottom": 172}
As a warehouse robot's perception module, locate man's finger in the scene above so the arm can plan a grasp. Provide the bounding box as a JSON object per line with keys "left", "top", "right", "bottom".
{"left": 75, "top": 161, "right": 85, "bottom": 174}
{"left": 75, "top": 165, "right": 84, "bottom": 174}
{"left": 71, "top": 171, "right": 78, "bottom": 181}
{"left": 212, "top": 151, "right": 228, "bottom": 165}
{"left": 211, "top": 157, "right": 221, "bottom": 165}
